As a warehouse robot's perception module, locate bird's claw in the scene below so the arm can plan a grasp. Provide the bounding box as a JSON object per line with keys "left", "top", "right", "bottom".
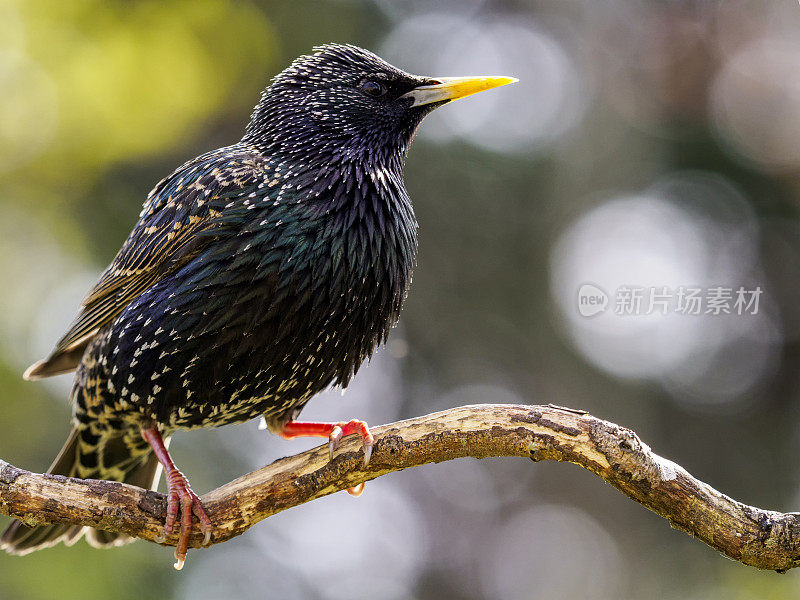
{"left": 325, "top": 419, "right": 373, "bottom": 497}
{"left": 163, "top": 469, "right": 212, "bottom": 570}
{"left": 326, "top": 419, "right": 373, "bottom": 467}
{"left": 362, "top": 439, "right": 373, "bottom": 467}
{"left": 347, "top": 482, "right": 366, "bottom": 497}
{"left": 344, "top": 436, "right": 371, "bottom": 496}
{"left": 328, "top": 425, "right": 344, "bottom": 460}
{"left": 279, "top": 418, "right": 373, "bottom": 497}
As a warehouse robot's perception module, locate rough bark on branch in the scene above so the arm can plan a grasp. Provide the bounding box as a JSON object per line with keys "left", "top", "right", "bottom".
{"left": 1, "top": 404, "right": 799, "bottom": 571}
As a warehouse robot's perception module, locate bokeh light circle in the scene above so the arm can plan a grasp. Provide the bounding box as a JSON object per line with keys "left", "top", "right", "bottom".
{"left": 481, "top": 505, "right": 625, "bottom": 600}
{"left": 550, "top": 174, "right": 782, "bottom": 409}
{"left": 711, "top": 38, "right": 800, "bottom": 171}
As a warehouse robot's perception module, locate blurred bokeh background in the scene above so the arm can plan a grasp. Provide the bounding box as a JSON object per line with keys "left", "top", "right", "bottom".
{"left": 3, "top": 0, "right": 800, "bottom": 598}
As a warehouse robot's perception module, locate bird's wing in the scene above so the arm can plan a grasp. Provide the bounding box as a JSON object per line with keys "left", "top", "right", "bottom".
{"left": 26, "top": 147, "right": 266, "bottom": 380}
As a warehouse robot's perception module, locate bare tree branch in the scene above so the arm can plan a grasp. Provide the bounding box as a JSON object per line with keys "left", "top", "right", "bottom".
{"left": 2, "top": 404, "right": 799, "bottom": 571}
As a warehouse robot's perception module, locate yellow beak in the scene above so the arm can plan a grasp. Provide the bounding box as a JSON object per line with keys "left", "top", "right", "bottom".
{"left": 401, "top": 76, "right": 518, "bottom": 107}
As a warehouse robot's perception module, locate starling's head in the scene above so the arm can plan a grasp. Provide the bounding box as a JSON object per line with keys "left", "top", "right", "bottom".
{"left": 243, "top": 44, "right": 516, "bottom": 164}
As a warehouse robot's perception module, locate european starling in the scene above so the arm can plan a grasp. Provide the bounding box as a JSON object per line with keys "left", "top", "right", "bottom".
{"left": 0, "top": 44, "right": 515, "bottom": 568}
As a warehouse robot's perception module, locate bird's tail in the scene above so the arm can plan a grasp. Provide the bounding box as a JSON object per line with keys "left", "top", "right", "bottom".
{"left": 1, "top": 426, "right": 164, "bottom": 555}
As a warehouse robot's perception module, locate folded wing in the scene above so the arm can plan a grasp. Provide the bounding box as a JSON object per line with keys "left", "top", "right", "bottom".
{"left": 25, "top": 147, "right": 265, "bottom": 380}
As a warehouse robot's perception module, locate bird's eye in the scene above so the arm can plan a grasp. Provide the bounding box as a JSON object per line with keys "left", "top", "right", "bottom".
{"left": 361, "top": 81, "right": 387, "bottom": 98}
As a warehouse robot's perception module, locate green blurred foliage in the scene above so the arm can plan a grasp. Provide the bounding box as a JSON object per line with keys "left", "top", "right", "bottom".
{"left": 3, "top": 0, "right": 275, "bottom": 173}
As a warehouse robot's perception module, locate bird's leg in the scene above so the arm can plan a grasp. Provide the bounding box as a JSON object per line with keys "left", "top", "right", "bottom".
{"left": 279, "top": 419, "right": 373, "bottom": 496}
{"left": 279, "top": 419, "right": 374, "bottom": 465}
{"left": 140, "top": 425, "right": 212, "bottom": 570}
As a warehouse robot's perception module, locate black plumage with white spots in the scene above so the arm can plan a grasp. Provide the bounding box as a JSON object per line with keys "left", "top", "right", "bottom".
{"left": 1, "top": 43, "right": 515, "bottom": 561}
